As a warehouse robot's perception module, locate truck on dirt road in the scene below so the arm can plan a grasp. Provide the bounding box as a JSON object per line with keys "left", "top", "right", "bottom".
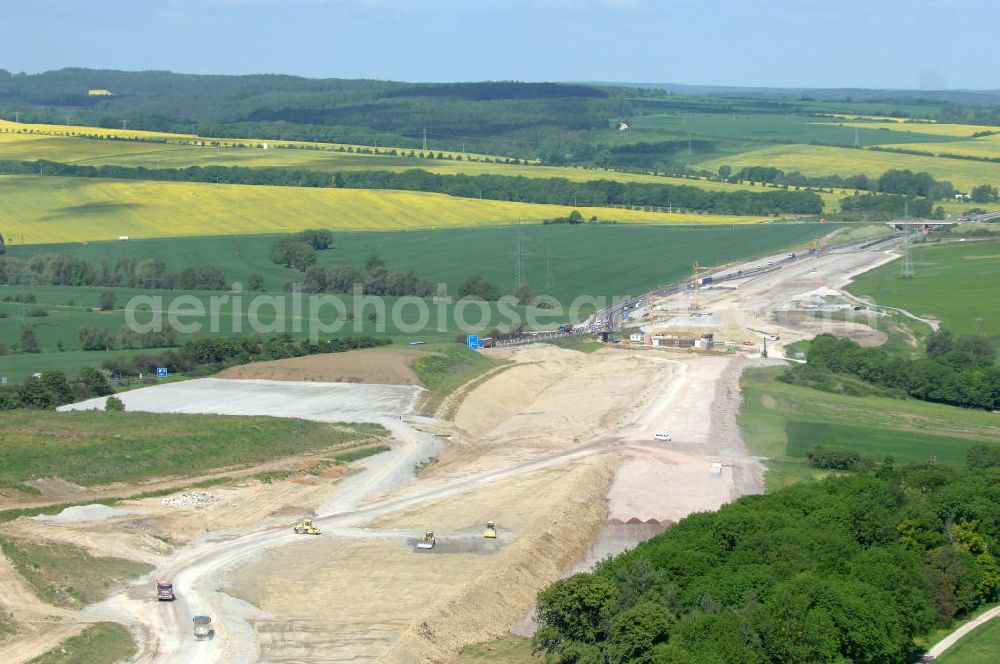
{"left": 156, "top": 580, "right": 175, "bottom": 601}
{"left": 193, "top": 615, "right": 213, "bottom": 640}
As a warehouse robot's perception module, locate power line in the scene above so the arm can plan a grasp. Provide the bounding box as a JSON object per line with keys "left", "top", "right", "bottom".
{"left": 543, "top": 246, "right": 557, "bottom": 291}
{"left": 900, "top": 233, "right": 915, "bottom": 279}
{"left": 510, "top": 229, "right": 533, "bottom": 289}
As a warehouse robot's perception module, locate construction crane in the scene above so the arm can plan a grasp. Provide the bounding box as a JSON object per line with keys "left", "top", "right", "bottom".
{"left": 690, "top": 261, "right": 725, "bottom": 312}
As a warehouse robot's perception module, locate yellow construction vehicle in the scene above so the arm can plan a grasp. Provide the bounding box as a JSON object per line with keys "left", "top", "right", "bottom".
{"left": 417, "top": 531, "right": 436, "bottom": 549}
{"left": 293, "top": 518, "right": 321, "bottom": 535}
{"left": 484, "top": 521, "right": 497, "bottom": 539}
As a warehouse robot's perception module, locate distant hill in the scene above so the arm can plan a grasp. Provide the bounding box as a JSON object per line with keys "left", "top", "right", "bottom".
{"left": 593, "top": 80, "right": 1000, "bottom": 106}
{"left": 2, "top": 68, "right": 999, "bottom": 168}
{"left": 0, "top": 69, "right": 628, "bottom": 157}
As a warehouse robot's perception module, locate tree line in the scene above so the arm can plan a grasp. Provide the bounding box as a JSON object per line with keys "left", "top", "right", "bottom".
{"left": 0, "top": 252, "right": 242, "bottom": 291}
{"left": 0, "top": 159, "right": 825, "bottom": 216}
{"left": 533, "top": 461, "right": 1000, "bottom": 663}
{"left": 783, "top": 332, "right": 1000, "bottom": 410}
{"left": 731, "top": 166, "right": 958, "bottom": 200}
{"left": 285, "top": 251, "right": 502, "bottom": 301}
{"left": 0, "top": 334, "right": 391, "bottom": 410}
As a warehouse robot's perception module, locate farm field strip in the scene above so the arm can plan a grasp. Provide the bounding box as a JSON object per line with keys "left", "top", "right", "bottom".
{"left": 0, "top": 120, "right": 849, "bottom": 205}
{"left": 836, "top": 120, "right": 989, "bottom": 138}
{"left": 0, "top": 174, "right": 763, "bottom": 245}
{"left": 697, "top": 143, "right": 1000, "bottom": 191}
{"left": 0, "top": 119, "right": 502, "bottom": 161}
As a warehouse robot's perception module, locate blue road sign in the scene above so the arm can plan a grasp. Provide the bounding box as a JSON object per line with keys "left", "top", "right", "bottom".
{"left": 156, "top": 367, "right": 168, "bottom": 377}
{"left": 467, "top": 335, "right": 479, "bottom": 350}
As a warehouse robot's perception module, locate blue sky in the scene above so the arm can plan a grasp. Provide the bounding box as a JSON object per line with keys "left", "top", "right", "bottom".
{"left": 0, "top": 0, "right": 994, "bottom": 90}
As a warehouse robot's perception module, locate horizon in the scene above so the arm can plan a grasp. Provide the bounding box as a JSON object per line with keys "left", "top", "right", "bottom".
{"left": 0, "top": 0, "right": 995, "bottom": 91}
{"left": 4, "top": 66, "right": 998, "bottom": 95}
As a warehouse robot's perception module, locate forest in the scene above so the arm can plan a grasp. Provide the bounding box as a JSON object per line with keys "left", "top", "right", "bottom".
{"left": 534, "top": 462, "right": 1000, "bottom": 663}
{"left": 785, "top": 332, "right": 1000, "bottom": 411}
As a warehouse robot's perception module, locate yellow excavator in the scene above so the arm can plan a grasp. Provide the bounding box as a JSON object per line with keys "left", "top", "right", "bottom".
{"left": 484, "top": 521, "right": 497, "bottom": 539}
{"left": 293, "top": 518, "right": 321, "bottom": 535}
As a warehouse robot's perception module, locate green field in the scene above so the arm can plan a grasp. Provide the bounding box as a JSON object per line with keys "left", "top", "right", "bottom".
{"left": 0, "top": 538, "right": 152, "bottom": 609}
{"left": 0, "top": 347, "right": 176, "bottom": 385}
{"left": 0, "top": 409, "right": 385, "bottom": 491}
{"left": 848, "top": 239, "right": 1000, "bottom": 347}
{"left": 5, "top": 223, "right": 837, "bottom": 300}
{"left": 739, "top": 367, "right": 1000, "bottom": 489}
{"left": 630, "top": 112, "right": 963, "bottom": 148}
{"left": 934, "top": 617, "right": 1000, "bottom": 664}
{"left": 0, "top": 224, "right": 837, "bottom": 376}
{"left": 26, "top": 622, "right": 136, "bottom": 664}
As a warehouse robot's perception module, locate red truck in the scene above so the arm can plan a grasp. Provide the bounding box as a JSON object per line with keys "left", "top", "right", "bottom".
{"left": 156, "top": 579, "right": 175, "bottom": 601}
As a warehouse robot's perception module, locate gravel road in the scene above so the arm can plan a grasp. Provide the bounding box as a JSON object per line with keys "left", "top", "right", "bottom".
{"left": 59, "top": 378, "right": 424, "bottom": 422}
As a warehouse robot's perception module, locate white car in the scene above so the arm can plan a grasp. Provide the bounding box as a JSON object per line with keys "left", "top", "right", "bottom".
{"left": 654, "top": 432, "right": 672, "bottom": 442}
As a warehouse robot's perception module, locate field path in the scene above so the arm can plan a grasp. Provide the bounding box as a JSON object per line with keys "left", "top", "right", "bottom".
{"left": 0, "top": 550, "right": 95, "bottom": 664}
{"left": 921, "top": 608, "right": 1000, "bottom": 661}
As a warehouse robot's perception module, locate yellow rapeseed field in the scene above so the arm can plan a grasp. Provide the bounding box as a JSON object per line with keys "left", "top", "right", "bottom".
{"left": 697, "top": 144, "right": 1000, "bottom": 191}
{"left": 0, "top": 119, "right": 512, "bottom": 163}
{"left": 0, "top": 120, "right": 848, "bottom": 206}
{"left": 816, "top": 114, "right": 907, "bottom": 123}
{"left": 0, "top": 175, "right": 762, "bottom": 245}
{"left": 835, "top": 121, "right": 984, "bottom": 137}
{"left": 877, "top": 138, "right": 1000, "bottom": 160}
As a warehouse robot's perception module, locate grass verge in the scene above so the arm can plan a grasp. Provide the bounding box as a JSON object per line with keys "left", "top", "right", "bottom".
{"left": 411, "top": 344, "right": 506, "bottom": 415}
{"left": 0, "top": 410, "right": 386, "bottom": 490}
{"left": 738, "top": 366, "right": 1000, "bottom": 490}
{"left": 454, "top": 636, "right": 540, "bottom": 663}
{"left": 540, "top": 334, "right": 605, "bottom": 354}
{"left": 26, "top": 622, "right": 136, "bottom": 664}
{"left": 0, "top": 539, "right": 152, "bottom": 609}
{"left": 333, "top": 445, "right": 391, "bottom": 464}
{"left": 933, "top": 615, "right": 1000, "bottom": 664}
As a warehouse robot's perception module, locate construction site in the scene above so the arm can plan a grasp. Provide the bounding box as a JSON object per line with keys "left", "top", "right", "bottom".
{"left": 0, "top": 235, "right": 908, "bottom": 663}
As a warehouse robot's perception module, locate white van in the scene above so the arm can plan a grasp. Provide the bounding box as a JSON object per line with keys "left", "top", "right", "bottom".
{"left": 654, "top": 432, "right": 671, "bottom": 442}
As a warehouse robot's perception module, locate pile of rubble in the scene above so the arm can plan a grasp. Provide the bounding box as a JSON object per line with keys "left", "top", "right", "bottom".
{"left": 161, "top": 491, "right": 219, "bottom": 508}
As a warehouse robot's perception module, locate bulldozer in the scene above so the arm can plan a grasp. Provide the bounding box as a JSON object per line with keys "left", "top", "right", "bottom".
{"left": 483, "top": 521, "right": 497, "bottom": 539}
{"left": 417, "top": 531, "right": 436, "bottom": 549}
{"left": 293, "top": 518, "right": 321, "bottom": 535}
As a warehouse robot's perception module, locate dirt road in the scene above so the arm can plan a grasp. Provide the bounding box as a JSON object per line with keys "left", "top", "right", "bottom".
{"left": 3, "top": 241, "right": 907, "bottom": 663}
